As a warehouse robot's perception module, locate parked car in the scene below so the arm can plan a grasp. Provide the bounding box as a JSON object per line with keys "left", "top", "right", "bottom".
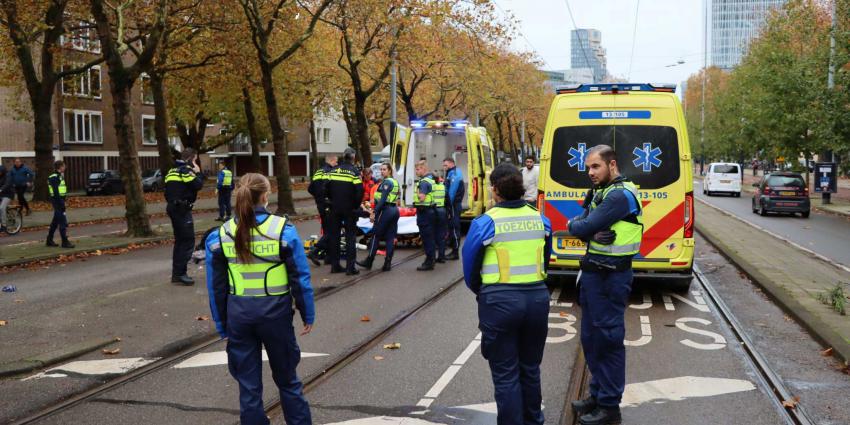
{"left": 86, "top": 170, "right": 123, "bottom": 196}
{"left": 751, "top": 172, "right": 810, "bottom": 218}
{"left": 142, "top": 169, "right": 163, "bottom": 192}
{"left": 703, "top": 162, "right": 742, "bottom": 197}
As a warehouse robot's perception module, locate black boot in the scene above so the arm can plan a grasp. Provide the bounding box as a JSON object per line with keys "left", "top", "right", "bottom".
{"left": 571, "top": 396, "right": 597, "bottom": 416}
{"left": 307, "top": 249, "right": 321, "bottom": 267}
{"left": 381, "top": 257, "right": 392, "bottom": 272}
{"left": 330, "top": 264, "right": 345, "bottom": 274}
{"left": 171, "top": 275, "right": 195, "bottom": 285}
{"left": 345, "top": 267, "right": 360, "bottom": 276}
{"left": 446, "top": 250, "right": 459, "bottom": 261}
{"left": 435, "top": 256, "right": 446, "bottom": 264}
{"left": 417, "top": 259, "right": 434, "bottom": 271}
{"left": 578, "top": 406, "right": 621, "bottom": 425}
{"left": 356, "top": 257, "right": 374, "bottom": 270}
{"left": 46, "top": 239, "right": 58, "bottom": 247}
{"left": 61, "top": 240, "right": 75, "bottom": 248}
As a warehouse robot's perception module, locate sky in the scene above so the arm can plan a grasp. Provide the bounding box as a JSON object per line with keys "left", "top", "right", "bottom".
{"left": 494, "top": 0, "right": 705, "bottom": 94}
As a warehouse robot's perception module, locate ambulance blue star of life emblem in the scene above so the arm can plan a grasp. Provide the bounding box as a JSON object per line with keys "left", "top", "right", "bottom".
{"left": 633, "top": 142, "right": 662, "bottom": 172}
{"left": 568, "top": 143, "right": 587, "bottom": 172}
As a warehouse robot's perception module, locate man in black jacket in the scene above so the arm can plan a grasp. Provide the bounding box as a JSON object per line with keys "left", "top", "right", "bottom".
{"left": 46, "top": 161, "right": 74, "bottom": 247}
{"left": 307, "top": 154, "right": 338, "bottom": 265}
{"left": 164, "top": 149, "right": 204, "bottom": 285}
{"left": 324, "top": 148, "right": 363, "bottom": 275}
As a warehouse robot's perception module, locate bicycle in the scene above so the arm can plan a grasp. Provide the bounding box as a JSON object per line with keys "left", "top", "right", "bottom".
{"left": 3, "top": 205, "right": 22, "bottom": 235}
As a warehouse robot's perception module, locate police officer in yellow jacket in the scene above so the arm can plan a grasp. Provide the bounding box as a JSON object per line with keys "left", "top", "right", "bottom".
{"left": 46, "top": 160, "right": 74, "bottom": 248}
{"left": 165, "top": 149, "right": 204, "bottom": 285}
{"left": 414, "top": 160, "right": 438, "bottom": 271}
{"left": 432, "top": 175, "right": 449, "bottom": 263}
{"left": 205, "top": 173, "right": 315, "bottom": 425}
{"left": 462, "top": 163, "right": 552, "bottom": 425}
{"left": 566, "top": 145, "right": 642, "bottom": 425}
{"left": 357, "top": 162, "right": 400, "bottom": 272}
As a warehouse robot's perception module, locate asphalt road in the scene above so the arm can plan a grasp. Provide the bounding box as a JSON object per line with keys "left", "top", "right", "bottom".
{"left": 694, "top": 179, "right": 850, "bottom": 268}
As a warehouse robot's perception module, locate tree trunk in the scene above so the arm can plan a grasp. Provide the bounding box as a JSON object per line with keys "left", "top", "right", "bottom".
{"left": 259, "top": 61, "right": 295, "bottom": 214}
{"left": 375, "top": 121, "right": 388, "bottom": 148}
{"left": 309, "top": 117, "right": 319, "bottom": 173}
{"left": 150, "top": 73, "right": 174, "bottom": 178}
{"left": 353, "top": 96, "right": 373, "bottom": 167}
{"left": 110, "top": 82, "right": 153, "bottom": 236}
{"left": 242, "top": 87, "right": 261, "bottom": 173}
{"left": 493, "top": 114, "right": 505, "bottom": 158}
{"left": 403, "top": 97, "right": 417, "bottom": 122}
{"left": 31, "top": 97, "right": 55, "bottom": 201}
{"left": 341, "top": 101, "right": 357, "bottom": 147}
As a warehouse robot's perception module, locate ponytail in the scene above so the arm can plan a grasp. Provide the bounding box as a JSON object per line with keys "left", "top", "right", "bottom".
{"left": 233, "top": 173, "right": 271, "bottom": 264}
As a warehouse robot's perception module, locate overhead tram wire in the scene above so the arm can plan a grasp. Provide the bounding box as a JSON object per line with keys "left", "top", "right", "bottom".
{"left": 627, "top": 0, "right": 640, "bottom": 80}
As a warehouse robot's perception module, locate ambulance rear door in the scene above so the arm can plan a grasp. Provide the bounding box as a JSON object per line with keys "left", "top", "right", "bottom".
{"left": 391, "top": 124, "right": 413, "bottom": 206}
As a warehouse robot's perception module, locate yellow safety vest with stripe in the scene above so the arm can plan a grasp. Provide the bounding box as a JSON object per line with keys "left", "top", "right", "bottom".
{"left": 327, "top": 166, "right": 362, "bottom": 184}
{"left": 374, "top": 177, "right": 399, "bottom": 204}
{"left": 219, "top": 215, "right": 289, "bottom": 296}
{"left": 481, "top": 205, "right": 547, "bottom": 284}
{"left": 220, "top": 169, "right": 233, "bottom": 188}
{"left": 48, "top": 173, "right": 67, "bottom": 197}
{"left": 587, "top": 180, "right": 643, "bottom": 256}
{"left": 165, "top": 167, "right": 197, "bottom": 183}
{"left": 432, "top": 180, "right": 446, "bottom": 208}
{"left": 413, "top": 176, "right": 436, "bottom": 207}
{"left": 311, "top": 168, "right": 327, "bottom": 182}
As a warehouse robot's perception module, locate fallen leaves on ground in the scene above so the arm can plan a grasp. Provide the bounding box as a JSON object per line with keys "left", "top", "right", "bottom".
{"left": 196, "top": 315, "right": 210, "bottom": 321}
{"left": 360, "top": 315, "right": 371, "bottom": 322}
{"left": 102, "top": 348, "right": 121, "bottom": 355}
{"left": 781, "top": 396, "right": 800, "bottom": 409}
{"left": 820, "top": 347, "right": 834, "bottom": 357}
{"left": 373, "top": 356, "right": 384, "bottom": 361}
{"left": 383, "top": 343, "right": 401, "bottom": 350}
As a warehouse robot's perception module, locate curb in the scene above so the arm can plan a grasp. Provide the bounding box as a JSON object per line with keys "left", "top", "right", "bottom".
{"left": 696, "top": 223, "right": 850, "bottom": 366}
{"left": 1, "top": 212, "right": 318, "bottom": 269}
{"left": 0, "top": 337, "right": 120, "bottom": 378}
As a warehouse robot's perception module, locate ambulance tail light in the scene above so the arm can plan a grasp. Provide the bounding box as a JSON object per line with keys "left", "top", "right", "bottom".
{"left": 472, "top": 177, "right": 479, "bottom": 201}
{"left": 537, "top": 191, "right": 545, "bottom": 214}
{"left": 684, "top": 191, "right": 694, "bottom": 238}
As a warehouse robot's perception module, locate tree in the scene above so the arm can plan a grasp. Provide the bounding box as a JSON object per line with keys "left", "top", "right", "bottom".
{"left": 237, "top": 0, "right": 334, "bottom": 214}
{"left": 0, "top": 0, "right": 103, "bottom": 201}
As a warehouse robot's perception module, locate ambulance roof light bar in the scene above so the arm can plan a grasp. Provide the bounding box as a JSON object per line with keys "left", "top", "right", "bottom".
{"left": 555, "top": 83, "right": 677, "bottom": 94}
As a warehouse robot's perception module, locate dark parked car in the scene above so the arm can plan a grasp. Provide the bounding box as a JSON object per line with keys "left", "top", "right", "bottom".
{"left": 86, "top": 170, "right": 123, "bottom": 196}
{"left": 142, "top": 169, "right": 163, "bottom": 192}
{"left": 751, "top": 172, "right": 810, "bottom": 218}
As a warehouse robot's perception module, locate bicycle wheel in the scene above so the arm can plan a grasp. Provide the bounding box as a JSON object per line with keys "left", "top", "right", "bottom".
{"left": 5, "top": 207, "right": 22, "bottom": 235}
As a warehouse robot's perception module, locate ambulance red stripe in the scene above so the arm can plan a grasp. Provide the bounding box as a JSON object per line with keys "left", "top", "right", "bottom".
{"left": 639, "top": 202, "right": 685, "bottom": 257}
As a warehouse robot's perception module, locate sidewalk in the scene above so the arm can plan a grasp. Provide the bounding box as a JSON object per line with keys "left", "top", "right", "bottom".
{"left": 696, "top": 199, "right": 850, "bottom": 365}
{"left": 694, "top": 166, "right": 850, "bottom": 218}
{"left": 14, "top": 189, "right": 313, "bottom": 230}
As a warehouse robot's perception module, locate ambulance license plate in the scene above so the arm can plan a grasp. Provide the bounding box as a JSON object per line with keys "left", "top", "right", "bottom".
{"left": 560, "top": 237, "right": 586, "bottom": 249}
{"left": 720, "top": 179, "right": 731, "bottom": 183}
{"left": 780, "top": 191, "right": 796, "bottom": 196}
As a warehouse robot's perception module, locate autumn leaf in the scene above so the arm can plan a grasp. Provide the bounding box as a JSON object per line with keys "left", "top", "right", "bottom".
{"left": 820, "top": 347, "right": 833, "bottom": 357}
{"left": 360, "top": 315, "right": 371, "bottom": 322}
{"left": 102, "top": 348, "right": 121, "bottom": 355}
{"left": 559, "top": 311, "right": 569, "bottom": 317}
{"left": 196, "top": 315, "right": 210, "bottom": 321}
{"left": 781, "top": 396, "right": 800, "bottom": 409}
{"left": 373, "top": 355, "right": 384, "bottom": 361}
{"left": 0, "top": 320, "right": 7, "bottom": 326}
{"left": 383, "top": 343, "right": 401, "bottom": 350}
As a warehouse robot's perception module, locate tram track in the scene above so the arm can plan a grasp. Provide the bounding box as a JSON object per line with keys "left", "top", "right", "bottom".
{"left": 7, "top": 250, "right": 425, "bottom": 425}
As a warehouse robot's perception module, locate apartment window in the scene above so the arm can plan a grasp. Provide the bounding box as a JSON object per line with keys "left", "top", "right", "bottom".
{"left": 63, "top": 109, "right": 103, "bottom": 144}
{"left": 142, "top": 115, "right": 156, "bottom": 145}
{"left": 323, "top": 128, "right": 331, "bottom": 144}
{"left": 62, "top": 21, "right": 101, "bottom": 54}
{"left": 140, "top": 74, "right": 154, "bottom": 105}
{"left": 61, "top": 65, "right": 101, "bottom": 98}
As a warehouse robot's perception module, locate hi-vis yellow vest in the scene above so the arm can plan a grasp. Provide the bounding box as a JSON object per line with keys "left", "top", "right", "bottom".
{"left": 587, "top": 180, "right": 643, "bottom": 256}
{"left": 48, "top": 173, "right": 67, "bottom": 197}
{"left": 432, "top": 180, "right": 446, "bottom": 207}
{"left": 221, "top": 169, "right": 233, "bottom": 188}
{"left": 414, "top": 176, "right": 436, "bottom": 206}
{"left": 219, "top": 215, "right": 289, "bottom": 296}
{"left": 374, "top": 177, "right": 399, "bottom": 204}
{"left": 481, "top": 205, "right": 547, "bottom": 284}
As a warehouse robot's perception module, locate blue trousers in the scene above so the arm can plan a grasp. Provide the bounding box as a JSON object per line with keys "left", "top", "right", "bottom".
{"left": 218, "top": 188, "right": 232, "bottom": 218}
{"left": 368, "top": 205, "right": 399, "bottom": 260}
{"left": 447, "top": 199, "right": 462, "bottom": 251}
{"left": 167, "top": 204, "right": 194, "bottom": 277}
{"left": 327, "top": 211, "right": 357, "bottom": 271}
{"left": 416, "top": 207, "right": 436, "bottom": 261}
{"left": 226, "top": 298, "right": 311, "bottom": 425}
{"left": 47, "top": 202, "right": 68, "bottom": 241}
{"left": 578, "top": 268, "right": 632, "bottom": 407}
{"left": 434, "top": 206, "right": 448, "bottom": 259}
{"left": 478, "top": 287, "right": 550, "bottom": 425}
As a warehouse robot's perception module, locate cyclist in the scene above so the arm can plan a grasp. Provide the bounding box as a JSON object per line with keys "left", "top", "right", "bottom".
{"left": 0, "top": 165, "right": 13, "bottom": 233}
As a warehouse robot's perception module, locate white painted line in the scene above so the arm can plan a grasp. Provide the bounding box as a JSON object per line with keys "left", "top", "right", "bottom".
{"left": 696, "top": 196, "right": 850, "bottom": 273}
{"left": 624, "top": 315, "right": 652, "bottom": 347}
{"left": 549, "top": 286, "right": 573, "bottom": 307}
{"left": 662, "top": 294, "right": 674, "bottom": 311}
{"left": 174, "top": 350, "right": 327, "bottom": 369}
{"left": 629, "top": 291, "right": 652, "bottom": 309}
{"left": 665, "top": 291, "right": 710, "bottom": 313}
{"left": 413, "top": 333, "right": 482, "bottom": 413}
{"left": 621, "top": 376, "right": 755, "bottom": 408}
{"left": 453, "top": 339, "right": 481, "bottom": 366}
{"left": 24, "top": 358, "right": 159, "bottom": 380}
{"left": 691, "top": 290, "right": 707, "bottom": 306}
{"left": 424, "top": 365, "right": 463, "bottom": 398}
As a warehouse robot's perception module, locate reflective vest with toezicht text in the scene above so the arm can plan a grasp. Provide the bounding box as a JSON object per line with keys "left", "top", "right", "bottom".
{"left": 219, "top": 214, "right": 289, "bottom": 296}
{"left": 587, "top": 179, "right": 643, "bottom": 256}
{"left": 480, "top": 205, "right": 547, "bottom": 284}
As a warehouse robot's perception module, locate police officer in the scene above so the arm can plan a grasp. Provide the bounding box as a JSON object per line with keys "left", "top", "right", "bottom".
{"left": 413, "top": 160, "right": 437, "bottom": 271}
{"left": 46, "top": 160, "right": 74, "bottom": 248}
{"left": 442, "top": 157, "right": 464, "bottom": 260}
{"left": 357, "top": 162, "right": 399, "bottom": 272}
{"left": 462, "top": 163, "right": 551, "bottom": 425}
{"left": 433, "top": 175, "right": 448, "bottom": 263}
{"left": 325, "top": 148, "right": 363, "bottom": 275}
{"left": 205, "top": 173, "right": 315, "bottom": 425}
{"left": 215, "top": 161, "right": 234, "bottom": 221}
{"left": 307, "top": 155, "right": 337, "bottom": 266}
{"left": 165, "top": 148, "right": 204, "bottom": 285}
{"left": 566, "top": 145, "right": 641, "bottom": 425}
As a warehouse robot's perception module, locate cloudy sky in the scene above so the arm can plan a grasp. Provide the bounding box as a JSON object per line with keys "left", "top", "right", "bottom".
{"left": 494, "top": 0, "right": 705, "bottom": 92}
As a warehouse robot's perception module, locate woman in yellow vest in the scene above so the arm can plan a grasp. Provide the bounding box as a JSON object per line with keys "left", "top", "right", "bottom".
{"left": 461, "top": 163, "right": 552, "bottom": 425}
{"left": 204, "top": 173, "right": 316, "bottom": 425}
{"left": 357, "top": 163, "right": 400, "bottom": 271}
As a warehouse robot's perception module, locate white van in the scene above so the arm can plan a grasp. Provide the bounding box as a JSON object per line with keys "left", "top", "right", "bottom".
{"left": 703, "top": 162, "right": 742, "bottom": 197}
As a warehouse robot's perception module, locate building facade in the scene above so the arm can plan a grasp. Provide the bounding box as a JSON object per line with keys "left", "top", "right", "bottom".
{"left": 709, "top": 0, "right": 787, "bottom": 70}
{"left": 570, "top": 29, "right": 608, "bottom": 83}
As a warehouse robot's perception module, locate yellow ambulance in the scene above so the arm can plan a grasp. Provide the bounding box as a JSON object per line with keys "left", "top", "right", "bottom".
{"left": 391, "top": 120, "right": 496, "bottom": 220}
{"left": 538, "top": 83, "right": 695, "bottom": 289}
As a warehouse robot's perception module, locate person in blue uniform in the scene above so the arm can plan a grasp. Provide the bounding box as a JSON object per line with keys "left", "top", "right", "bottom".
{"left": 462, "top": 163, "right": 552, "bottom": 425}
{"left": 413, "top": 160, "right": 437, "bottom": 271}
{"left": 10, "top": 158, "right": 34, "bottom": 215}
{"left": 164, "top": 149, "right": 204, "bottom": 285}
{"left": 357, "top": 162, "right": 400, "bottom": 272}
{"left": 566, "top": 145, "right": 642, "bottom": 425}
{"left": 46, "top": 160, "right": 74, "bottom": 248}
{"left": 442, "top": 158, "right": 464, "bottom": 260}
{"left": 205, "top": 173, "right": 315, "bottom": 425}
{"left": 307, "top": 155, "right": 337, "bottom": 266}
{"left": 215, "top": 161, "right": 234, "bottom": 221}
{"left": 325, "top": 148, "right": 363, "bottom": 275}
